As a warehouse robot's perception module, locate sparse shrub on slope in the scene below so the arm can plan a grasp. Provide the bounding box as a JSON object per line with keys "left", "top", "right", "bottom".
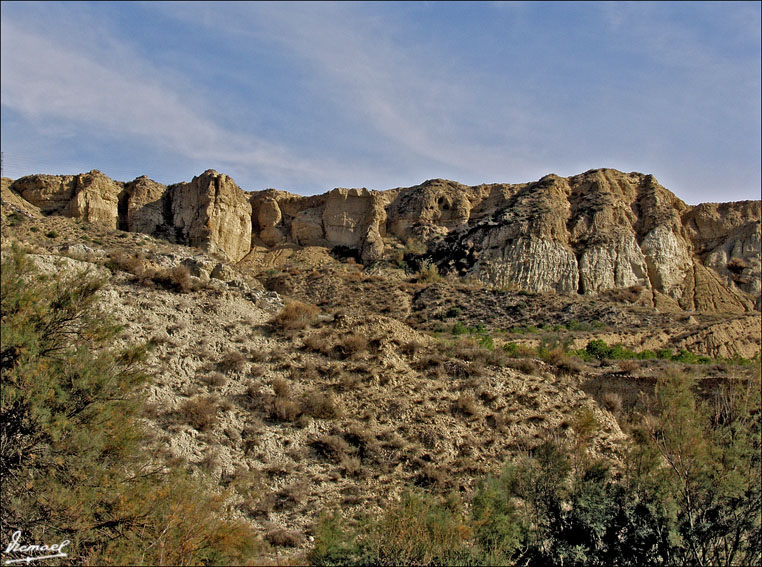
{"left": 309, "top": 369, "right": 761, "bottom": 566}
{"left": 273, "top": 300, "right": 320, "bottom": 330}
{"left": 0, "top": 247, "right": 263, "bottom": 565}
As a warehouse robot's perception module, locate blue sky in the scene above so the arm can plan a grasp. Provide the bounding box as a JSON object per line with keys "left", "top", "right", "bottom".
{"left": 1, "top": 1, "right": 760, "bottom": 203}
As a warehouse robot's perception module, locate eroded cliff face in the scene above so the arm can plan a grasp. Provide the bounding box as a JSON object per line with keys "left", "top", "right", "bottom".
{"left": 7, "top": 167, "right": 760, "bottom": 312}
{"left": 168, "top": 170, "right": 252, "bottom": 262}
{"left": 426, "top": 169, "right": 759, "bottom": 313}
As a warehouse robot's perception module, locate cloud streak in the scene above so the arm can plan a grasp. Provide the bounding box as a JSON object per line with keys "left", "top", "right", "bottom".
{"left": 0, "top": 16, "right": 349, "bottom": 188}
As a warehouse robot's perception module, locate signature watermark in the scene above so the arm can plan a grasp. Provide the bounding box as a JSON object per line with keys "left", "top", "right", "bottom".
{"left": 3, "top": 531, "right": 70, "bottom": 564}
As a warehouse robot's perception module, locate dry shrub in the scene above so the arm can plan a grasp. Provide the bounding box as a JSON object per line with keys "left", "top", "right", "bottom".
{"left": 171, "top": 264, "right": 192, "bottom": 293}
{"left": 270, "top": 397, "right": 302, "bottom": 422}
{"left": 179, "top": 395, "right": 218, "bottom": 431}
{"left": 243, "top": 493, "right": 277, "bottom": 516}
{"left": 303, "top": 332, "right": 335, "bottom": 356}
{"left": 281, "top": 479, "right": 310, "bottom": 506}
{"left": 555, "top": 355, "right": 585, "bottom": 376}
{"left": 107, "top": 250, "right": 146, "bottom": 277}
{"left": 339, "top": 334, "right": 368, "bottom": 358}
{"left": 603, "top": 391, "right": 624, "bottom": 414}
{"left": 272, "top": 301, "right": 320, "bottom": 330}
{"left": 248, "top": 348, "right": 268, "bottom": 362}
{"left": 401, "top": 340, "right": 424, "bottom": 356}
{"left": 416, "top": 463, "right": 448, "bottom": 488}
{"left": 272, "top": 376, "right": 291, "bottom": 398}
{"left": 290, "top": 361, "right": 319, "bottom": 381}
{"left": 218, "top": 350, "right": 246, "bottom": 373}
{"left": 340, "top": 455, "right": 363, "bottom": 477}
{"left": 266, "top": 528, "right": 303, "bottom": 547}
{"left": 338, "top": 372, "right": 362, "bottom": 391}
{"left": 453, "top": 391, "right": 481, "bottom": 417}
{"left": 617, "top": 359, "right": 641, "bottom": 374}
{"left": 311, "top": 434, "right": 353, "bottom": 462}
{"left": 507, "top": 358, "right": 539, "bottom": 376}
{"left": 202, "top": 371, "right": 227, "bottom": 388}
{"left": 302, "top": 390, "right": 343, "bottom": 419}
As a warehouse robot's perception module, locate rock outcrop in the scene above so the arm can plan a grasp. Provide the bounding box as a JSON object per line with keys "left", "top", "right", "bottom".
{"left": 168, "top": 170, "right": 252, "bottom": 262}
{"left": 121, "top": 176, "right": 167, "bottom": 235}
{"left": 8, "top": 167, "right": 760, "bottom": 312}
{"left": 12, "top": 170, "right": 122, "bottom": 227}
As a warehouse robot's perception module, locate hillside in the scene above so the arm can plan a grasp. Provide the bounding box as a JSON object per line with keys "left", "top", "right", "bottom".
{"left": 1, "top": 168, "right": 760, "bottom": 564}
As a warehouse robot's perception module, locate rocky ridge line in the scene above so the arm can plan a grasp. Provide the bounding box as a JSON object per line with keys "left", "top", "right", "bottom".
{"left": 3, "top": 168, "right": 759, "bottom": 313}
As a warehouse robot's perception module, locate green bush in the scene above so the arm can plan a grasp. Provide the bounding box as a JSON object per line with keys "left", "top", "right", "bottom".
{"left": 309, "top": 369, "right": 761, "bottom": 566}
{"left": 0, "top": 247, "right": 263, "bottom": 564}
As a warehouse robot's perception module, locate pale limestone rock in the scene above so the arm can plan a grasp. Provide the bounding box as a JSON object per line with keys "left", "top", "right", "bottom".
{"left": 123, "top": 176, "right": 167, "bottom": 234}
{"left": 639, "top": 225, "right": 693, "bottom": 300}
{"left": 169, "top": 170, "right": 252, "bottom": 262}
{"left": 11, "top": 174, "right": 76, "bottom": 213}
{"left": 11, "top": 171, "right": 121, "bottom": 226}
{"left": 323, "top": 188, "right": 372, "bottom": 247}
{"left": 291, "top": 207, "right": 325, "bottom": 245}
{"left": 257, "top": 197, "right": 285, "bottom": 246}
{"left": 67, "top": 170, "right": 122, "bottom": 227}
{"left": 386, "top": 179, "right": 473, "bottom": 241}
{"left": 579, "top": 232, "right": 650, "bottom": 294}
{"left": 476, "top": 237, "right": 579, "bottom": 294}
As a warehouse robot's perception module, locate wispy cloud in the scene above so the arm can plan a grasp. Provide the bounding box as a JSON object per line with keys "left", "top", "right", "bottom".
{"left": 151, "top": 2, "right": 549, "bottom": 183}
{"left": 0, "top": 15, "right": 349, "bottom": 189}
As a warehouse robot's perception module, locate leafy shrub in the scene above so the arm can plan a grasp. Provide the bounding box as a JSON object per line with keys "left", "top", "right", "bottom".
{"left": 0, "top": 247, "right": 263, "bottom": 564}
{"left": 417, "top": 260, "right": 442, "bottom": 283}
{"left": 310, "top": 368, "right": 761, "bottom": 567}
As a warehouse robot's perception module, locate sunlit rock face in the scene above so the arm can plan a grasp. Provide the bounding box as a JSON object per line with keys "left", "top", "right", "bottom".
{"left": 9, "top": 166, "right": 760, "bottom": 312}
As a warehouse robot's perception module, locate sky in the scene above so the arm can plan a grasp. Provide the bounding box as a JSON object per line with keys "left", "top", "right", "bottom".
{"left": 1, "top": 1, "right": 760, "bottom": 203}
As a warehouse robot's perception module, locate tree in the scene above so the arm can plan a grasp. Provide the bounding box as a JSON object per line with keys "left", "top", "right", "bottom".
{"left": 1, "top": 247, "right": 262, "bottom": 564}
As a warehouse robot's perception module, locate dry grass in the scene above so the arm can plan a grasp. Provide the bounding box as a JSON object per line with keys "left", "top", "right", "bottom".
{"left": 179, "top": 395, "right": 219, "bottom": 431}
{"left": 217, "top": 350, "right": 247, "bottom": 373}
{"left": 202, "top": 371, "right": 227, "bottom": 388}
{"left": 302, "top": 390, "right": 343, "bottom": 419}
{"left": 272, "top": 301, "right": 320, "bottom": 330}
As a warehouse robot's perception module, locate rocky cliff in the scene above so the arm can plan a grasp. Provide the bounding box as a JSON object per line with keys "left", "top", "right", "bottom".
{"left": 5, "top": 167, "right": 760, "bottom": 312}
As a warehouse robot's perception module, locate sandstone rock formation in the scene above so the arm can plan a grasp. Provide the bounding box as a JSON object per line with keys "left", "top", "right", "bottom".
{"left": 12, "top": 170, "right": 122, "bottom": 227}
{"left": 121, "top": 176, "right": 167, "bottom": 235}
{"left": 168, "top": 170, "right": 252, "bottom": 262}
{"left": 8, "top": 167, "right": 760, "bottom": 313}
